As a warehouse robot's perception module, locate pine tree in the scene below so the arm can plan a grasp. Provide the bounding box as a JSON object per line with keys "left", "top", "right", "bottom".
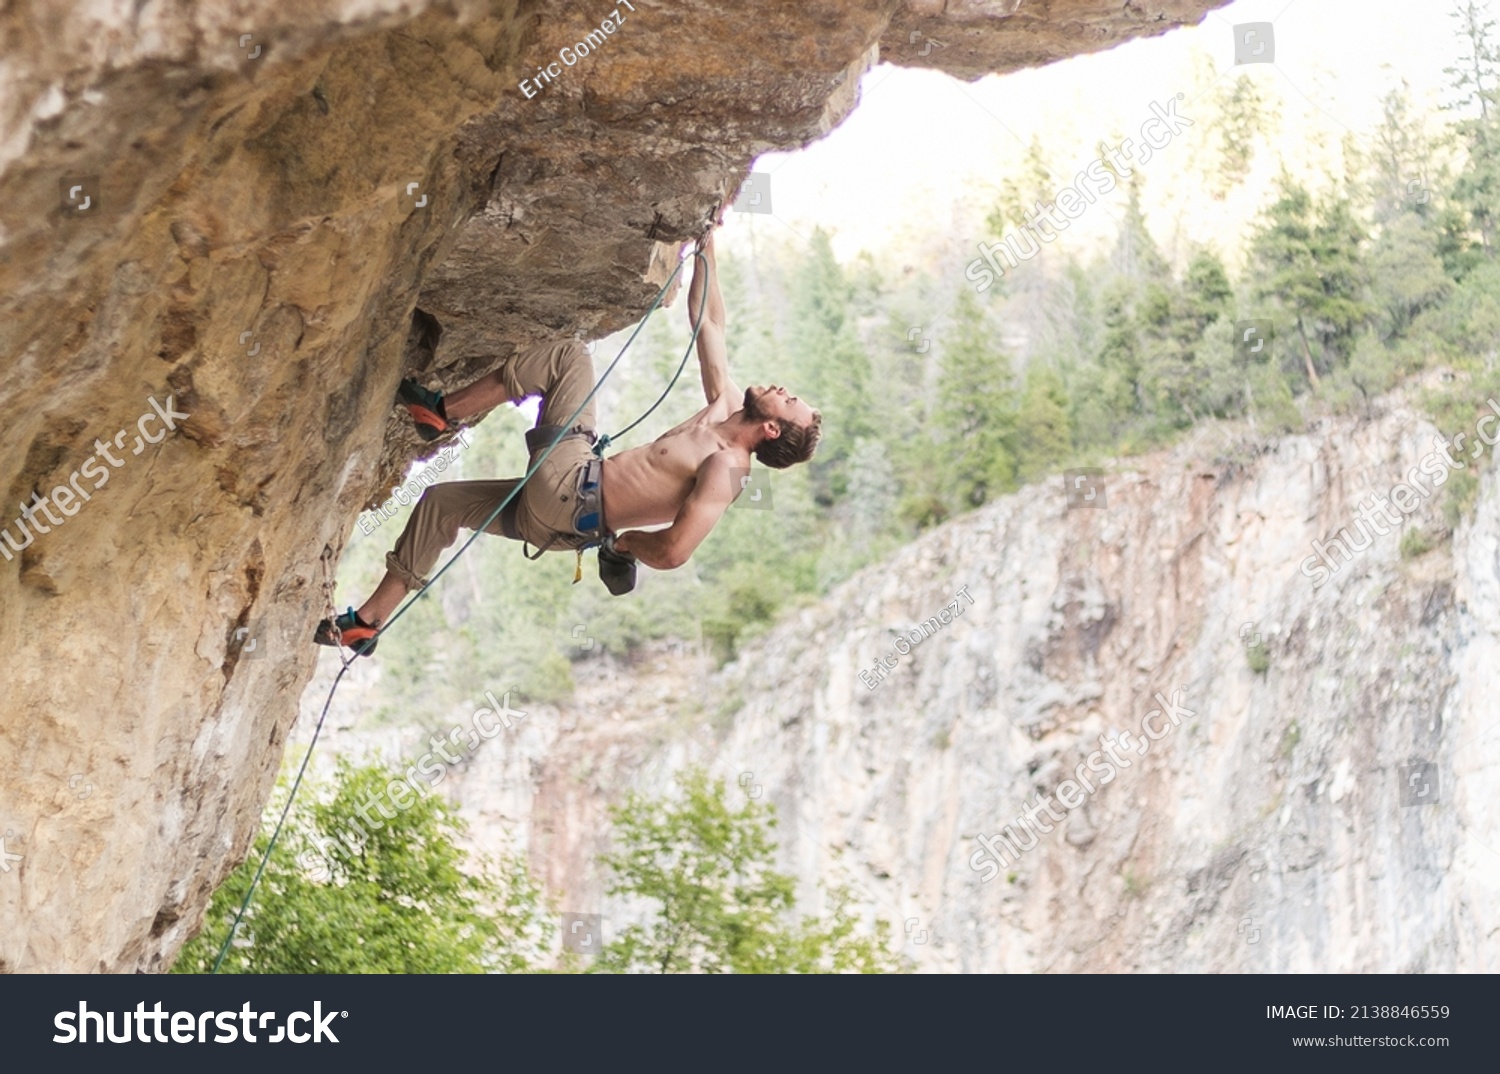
{"left": 1248, "top": 176, "right": 1371, "bottom": 389}
{"left": 1371, "top": 80, "right": 1438, "bottom": 226}
{"left": 1443, "top": 1, "right": 1500, "bottom": 261}
{"left": 1111, "top": 178, "right": 1171, "bottom": 283}
{"left": 1014, "top": 364, "right": 1072, "bottom": 483}
{"left": 934, "top": 288, "right": 1017, "bottom": 509}
{"left": 1141, "top": 247, "right": 1235, "bottom": 428}
{"left": 1308, "top": 192, "right": 1374, "bottom": 364}
{"left": 1371, "top": 212, "right": 1454, "bottom": 339}
{"left": 787, "top": 228, "right": 874, "bottom": 503}
{"left": 987, "top": 136, "right": 1067, "bottom": 363}
{"left": 1204, "top": 72, "right": 1280, "bottom": 198}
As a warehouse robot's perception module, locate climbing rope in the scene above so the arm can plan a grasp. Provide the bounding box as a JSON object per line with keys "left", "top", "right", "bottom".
{"left": 211, "top": 241, "right": 713, "bottom": 971}
{"left": 593, "top": 228, "right": 714, "bottom": 457}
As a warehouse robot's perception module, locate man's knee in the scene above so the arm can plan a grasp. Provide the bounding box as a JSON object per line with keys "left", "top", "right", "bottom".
{"left": 551, "top": 339, "right": 591, "bottom": 380}
{"left": 415, "top": 483, "right": 463, "bottom": 516}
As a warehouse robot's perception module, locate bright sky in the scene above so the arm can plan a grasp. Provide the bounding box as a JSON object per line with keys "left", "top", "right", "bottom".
{"left": 718, "top": 0, "right": 1478, "bottom": 274}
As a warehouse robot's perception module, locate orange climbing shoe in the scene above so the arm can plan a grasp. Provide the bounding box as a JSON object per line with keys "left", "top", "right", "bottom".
{"left": 313, "top": 607, "right": 379, "bottom": 657}
{"left": 398, "top": 378, "right": 449, "bottom": 441}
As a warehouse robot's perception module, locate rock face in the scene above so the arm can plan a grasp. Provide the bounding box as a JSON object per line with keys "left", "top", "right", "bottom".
{"left": 433, "top": 395, "right": 1499, "bottom": 972}
{"left": 0, "top": 0, "right": 1228, "bottom": 971}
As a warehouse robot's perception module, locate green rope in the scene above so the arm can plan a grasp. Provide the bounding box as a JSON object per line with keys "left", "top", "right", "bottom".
{"left": 210, "top": 245, "right": 710, "bottom": 972}
{"left": 594, "top": 247, "right": 710, "bottom": 456}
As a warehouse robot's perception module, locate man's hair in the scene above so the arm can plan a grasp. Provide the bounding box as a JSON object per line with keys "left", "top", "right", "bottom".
{"left": 755, "top": 410, "right": 822, "bottom": 469}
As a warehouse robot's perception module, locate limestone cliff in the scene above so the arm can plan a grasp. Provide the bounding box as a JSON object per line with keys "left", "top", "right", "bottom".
{"left": 0, "top": 0, "right": 1229, "bottom": 973}
{"left": 403, "top": 391, "right": 1495, "bottom": 972}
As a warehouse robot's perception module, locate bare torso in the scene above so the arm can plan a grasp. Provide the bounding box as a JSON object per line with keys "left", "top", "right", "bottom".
{"left": 601, "top": 402, "right": 748, "bottom": 530}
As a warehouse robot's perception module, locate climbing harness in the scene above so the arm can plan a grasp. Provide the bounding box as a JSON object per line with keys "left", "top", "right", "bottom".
{"left": 211, "top": 235, "right": 714, "bottom": 971}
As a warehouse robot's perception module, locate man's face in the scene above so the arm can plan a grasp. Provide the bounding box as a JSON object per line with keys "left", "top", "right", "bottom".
{"left": 744, "top": 385, "right": 816, "bottom": 430}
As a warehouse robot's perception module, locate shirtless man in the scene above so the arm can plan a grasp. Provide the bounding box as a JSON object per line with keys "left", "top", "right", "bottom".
{"left": 315, "top": 228, "right": 822, "bottom": 656}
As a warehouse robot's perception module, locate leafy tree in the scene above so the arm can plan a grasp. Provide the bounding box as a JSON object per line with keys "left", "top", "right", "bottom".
{"left": 1366, "top": 80, "right": 1453, "bottom": 339}
{"left": 594, "top": 769, "right": 904, "bottom": 973}
{"left": 175, "top": 760, "right": 549, "bottom": 973}
{"left": 1341, "top": 332, "right": 1401, "bottom": 407}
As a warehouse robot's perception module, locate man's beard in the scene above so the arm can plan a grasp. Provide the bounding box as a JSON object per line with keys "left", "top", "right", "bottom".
{"left": 742, "top": 387, "right": 773, "bottom": 422}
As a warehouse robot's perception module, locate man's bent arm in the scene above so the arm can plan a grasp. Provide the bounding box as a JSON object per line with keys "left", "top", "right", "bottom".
{"left": 614, "top": 453, "right": 739, "bottom": 570}
{"left": 688, "top": 233, "right": 738, "bottom": 407}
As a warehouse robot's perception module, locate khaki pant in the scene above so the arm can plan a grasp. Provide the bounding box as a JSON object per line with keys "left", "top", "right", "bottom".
{"left": 385, "top": 339, "right": 598, "bottom": 589}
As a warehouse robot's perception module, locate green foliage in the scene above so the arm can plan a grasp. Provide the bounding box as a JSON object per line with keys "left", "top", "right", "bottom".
{"left": 594, "top": 769, "right": 905, "bottom": 973}
{"left": 1370, "top": 80, "right": 1438, "bottom": 227}
{"left": 1245, "top": 643, "right": 1270, "bottom": 675}
{"left": 700, "top": 563, "right": 788, "bottom": 663}
{"left": 1370, "top": 212, "right": 1454, "bottom": 339}
{"left": 204, "top": 49, "right": 1500, "bottom": 980}
{"left": 790, "top": 227, "right": 875, "bottom": 503}
{"left": 1443, "top": 1, "right": 1500, "bottom": 260}
{"left": 1326, "top": 333, "right": 1400, "bottom": 410}
{"left": 1014, "top": 364, "right": 1073, "bottom": 483}
{"left": 934, "top": 288, "right": 1017, "bottom": 509}
{"left": 1408, "top": 258, "right": 1500, "bottom": 363}
{"left": 1443, "top": 466, "right": 1482, "bottom": 529}
{"left": 1204, "top": 73, "right": 1280, "bottom": 197}
{"left": 175, "top": 760, "right": 549, "bottom": 974}
{"left": 1400, "top": 527, "right": 1436, "bottom": 560}
{"left": 1248, "top": 176, "right": 1373, "bottom": 390}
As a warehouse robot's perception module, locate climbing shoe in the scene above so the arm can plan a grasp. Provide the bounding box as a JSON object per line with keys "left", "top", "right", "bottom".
{"left": 398, "top": 378, "right": 449, "bottom": 441}
{"left": 313, "top": 607, "right": 379, "bottom": 657}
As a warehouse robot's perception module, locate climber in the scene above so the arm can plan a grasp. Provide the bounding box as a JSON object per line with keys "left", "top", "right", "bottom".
{"left": 315, "top": 226, "right": 822, "bottom": 656}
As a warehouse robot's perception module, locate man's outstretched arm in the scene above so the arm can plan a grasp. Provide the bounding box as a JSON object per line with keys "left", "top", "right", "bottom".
{"left": 687, "top": 231, "right": 739, "bottom": 409}
{"left": 613, "top": 452, "right": 739, "bottom": 570}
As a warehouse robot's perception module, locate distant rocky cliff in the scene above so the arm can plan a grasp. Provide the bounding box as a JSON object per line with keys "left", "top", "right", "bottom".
{"left": 370, "top": 392, "right": 1495, "bottom": 972}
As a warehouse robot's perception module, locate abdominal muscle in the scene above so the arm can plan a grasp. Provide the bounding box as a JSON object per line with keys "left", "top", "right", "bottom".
{"left": 600, "top": 424, "right": 731, "bottom": 531}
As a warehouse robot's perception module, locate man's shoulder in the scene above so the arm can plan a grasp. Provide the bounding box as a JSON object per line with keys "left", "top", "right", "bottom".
{"left": 691, "top": 447, "right": 751, "bottom": 500}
